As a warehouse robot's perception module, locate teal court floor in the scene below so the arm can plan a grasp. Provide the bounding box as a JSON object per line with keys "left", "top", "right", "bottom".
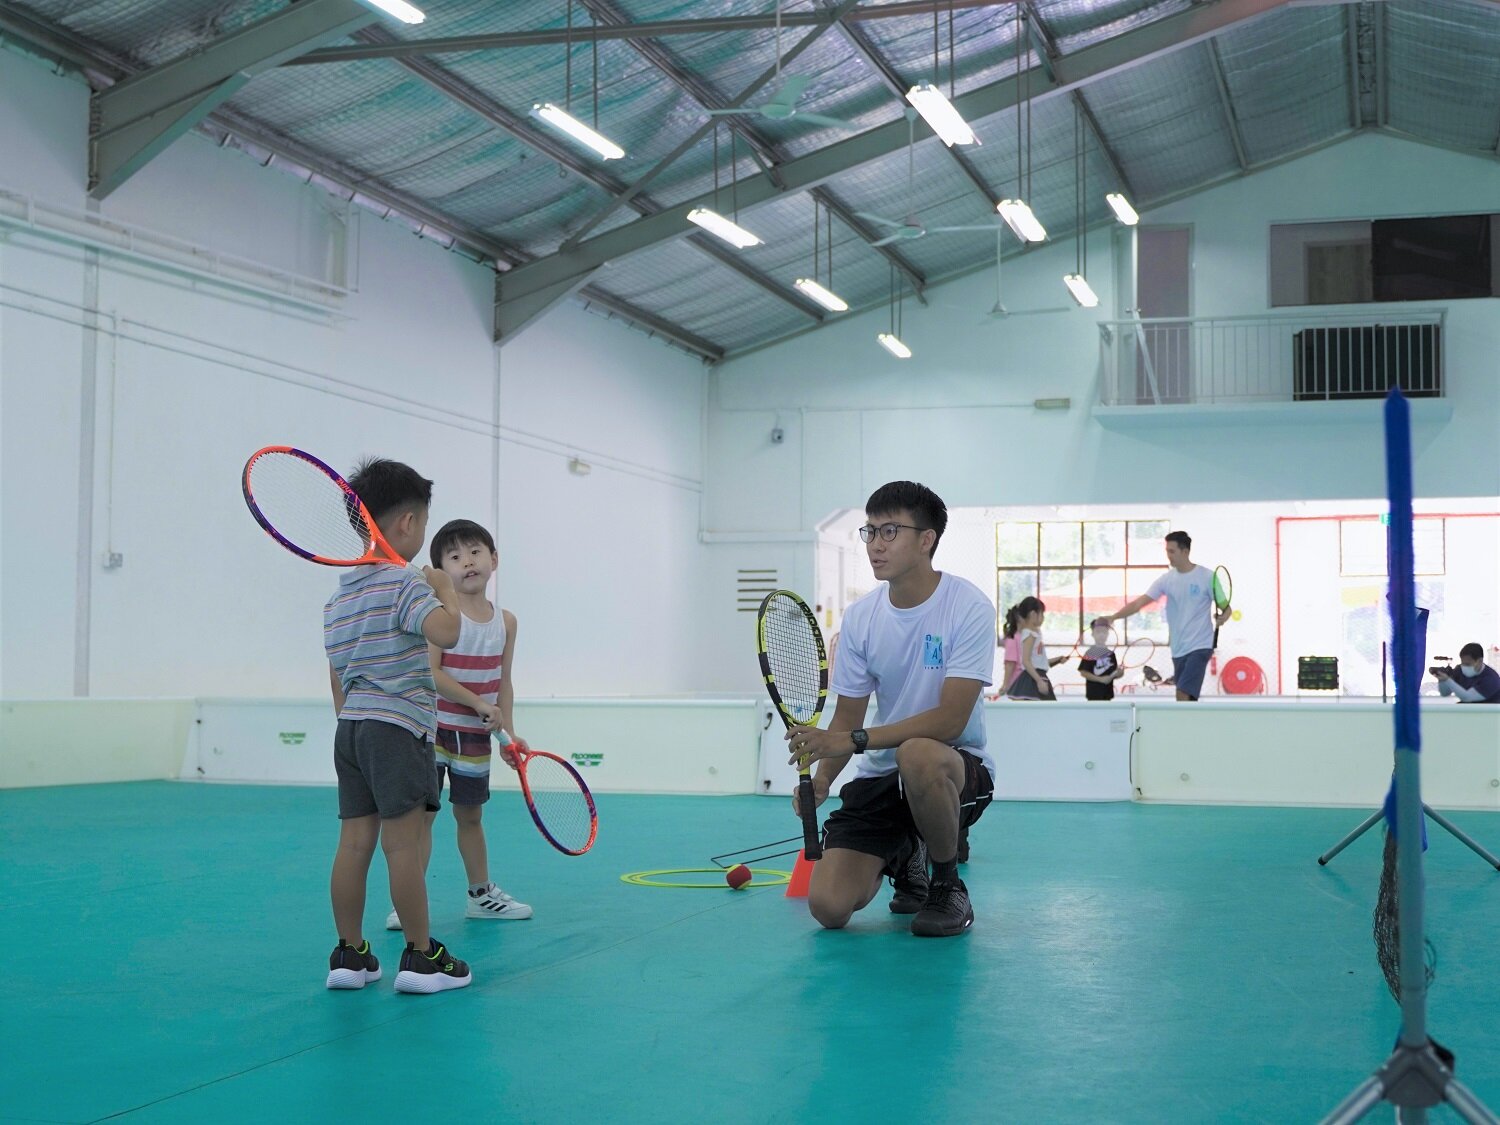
{"left": 2, "top": 781, "right": 1498, "bottom": 1124}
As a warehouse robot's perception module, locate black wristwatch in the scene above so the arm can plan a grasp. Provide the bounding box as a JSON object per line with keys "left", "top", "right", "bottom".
{"left": 850, "top": 728, "right": 869, "bottom": 754}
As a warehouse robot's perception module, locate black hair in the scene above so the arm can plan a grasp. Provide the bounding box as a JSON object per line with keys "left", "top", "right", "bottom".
{"left": 1003, "top": 597, "right": 1046, "bottom": 638}
{"left": 1460, "top": 642, "right": 1484, "bottom": 662}
{"left": 1165, "top": 530, "right": 1192, "bottom": 552}
{"left": 348, "top": 458, "right": 433, "bottom": 526}
{"left": 431, "top": 519, "right": 496, "bottom": 567}
{"left": 865, "top": 480, "right": 948, "bottom": 558}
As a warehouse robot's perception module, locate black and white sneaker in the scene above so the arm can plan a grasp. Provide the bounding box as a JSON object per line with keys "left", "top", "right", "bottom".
{"left": 394, "top": 938, "right": 472, "bottom": 994}
{"left": 910, "top": 877, "right": 974, "bottom": 937}
{"left": 326, "top": 940, "right": 381, "bottom": 989}
{"left": 888, "top": 838, "right": 929, "bottom": 915}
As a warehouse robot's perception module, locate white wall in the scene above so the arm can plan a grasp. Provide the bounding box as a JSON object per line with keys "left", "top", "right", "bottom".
{"left": 0, "top": 48, "right": 708, "bottom": 703}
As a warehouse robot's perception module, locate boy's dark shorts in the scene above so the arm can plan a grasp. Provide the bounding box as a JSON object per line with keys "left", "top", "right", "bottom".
{"left": 822, "top": 747, "right": 994, "bottom": 873}
{"left": 334, "top": 718, "right": 439, "bottom": 820}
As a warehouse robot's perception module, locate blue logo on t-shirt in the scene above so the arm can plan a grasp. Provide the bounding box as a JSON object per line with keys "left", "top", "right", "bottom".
{"left": 923, "top": 634, "right": 944, "bottom": 668}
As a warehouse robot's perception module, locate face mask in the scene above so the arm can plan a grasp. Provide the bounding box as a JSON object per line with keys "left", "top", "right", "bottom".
{"left": 1460, "top": 664, "right": 1481, "bottom": 678}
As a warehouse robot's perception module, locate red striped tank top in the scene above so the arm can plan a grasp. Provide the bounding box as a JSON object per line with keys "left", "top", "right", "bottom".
{"left": 437, "top": 607, "right": 506, "bottom": 734}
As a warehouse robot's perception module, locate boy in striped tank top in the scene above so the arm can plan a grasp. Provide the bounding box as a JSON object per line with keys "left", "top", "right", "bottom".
{"left": 386, "top": 519, "right": 533, "bottom": 928}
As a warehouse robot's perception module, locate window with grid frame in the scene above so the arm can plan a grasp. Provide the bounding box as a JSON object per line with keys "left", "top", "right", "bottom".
{"left": 996, "top": 520, "right": 1172, "bottom": 649}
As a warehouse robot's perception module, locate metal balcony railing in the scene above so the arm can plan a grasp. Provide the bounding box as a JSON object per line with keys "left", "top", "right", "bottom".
{"left": 1097, "top": 310, "right": 1446, "bottom": 406}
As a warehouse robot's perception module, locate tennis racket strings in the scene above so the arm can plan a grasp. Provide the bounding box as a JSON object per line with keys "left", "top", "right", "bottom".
{"left": 244, "top": 449, "right": 371, "bottom": 562}
{"left": 522, "top": 754, "right": 595, "bottom": 854}
{"left": 761, "top": 595, "right": 822, "bottom": 725}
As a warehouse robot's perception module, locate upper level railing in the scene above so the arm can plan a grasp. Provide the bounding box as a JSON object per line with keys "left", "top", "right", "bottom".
{"left": 1097, "top": 310, "right": 1446, "bottom": 407}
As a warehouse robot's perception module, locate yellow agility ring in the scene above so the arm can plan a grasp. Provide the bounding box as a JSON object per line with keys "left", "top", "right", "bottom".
{"left": 620, "top": 867, "right": 791, "bottom": 889}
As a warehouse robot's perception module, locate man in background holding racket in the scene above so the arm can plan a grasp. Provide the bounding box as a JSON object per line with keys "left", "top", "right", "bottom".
{"left": 786, "top": 481, "right": 995, "bottom": 938}
{"left": 1105, "top": 530, "right": 1230, "bottom": 702}
{"left": 324, "top": 459, "right": 474, "bottom": 993}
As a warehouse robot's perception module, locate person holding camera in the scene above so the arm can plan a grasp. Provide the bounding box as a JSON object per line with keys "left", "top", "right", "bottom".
{"left": 1432, "top": 643, "right": 1500, "bottom": 704}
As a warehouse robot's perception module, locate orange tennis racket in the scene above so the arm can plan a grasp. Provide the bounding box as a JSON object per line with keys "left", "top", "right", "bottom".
{"left": 242, "top": 446, "right": 407, "bottom": 567}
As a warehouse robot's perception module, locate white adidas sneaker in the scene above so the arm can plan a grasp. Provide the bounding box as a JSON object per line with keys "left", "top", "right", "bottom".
{"left": 466, "top": 885, "right": 533, "bottom": 920}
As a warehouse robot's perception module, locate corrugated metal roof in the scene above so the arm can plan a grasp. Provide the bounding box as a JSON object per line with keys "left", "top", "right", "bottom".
{"left": 6, "top": 0, "right": 1497, "bottom": 360}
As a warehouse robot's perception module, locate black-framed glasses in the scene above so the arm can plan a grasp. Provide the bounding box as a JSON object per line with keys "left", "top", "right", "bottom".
{"left": 858, "top": 522, "right": 928, "bottom": 543}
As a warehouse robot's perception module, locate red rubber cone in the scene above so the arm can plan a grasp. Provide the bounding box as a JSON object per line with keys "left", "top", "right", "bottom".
{"left": 785, "top": 849, "right": 814, "bottom": 898}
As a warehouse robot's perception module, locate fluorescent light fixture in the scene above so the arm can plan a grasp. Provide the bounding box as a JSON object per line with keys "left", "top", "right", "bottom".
{"left": 1063, "top": 274, "right": 1100, "bottom": 308}
{"left": 794, "top": 278, "right": 849, "bottom": 312}
{"left": 996, "top": 199, "right": 1047, "bottom": 243}
{"left": 1105, "top": 192, "right": 1139, "bottom": 226}
{"left": 1033, "top": 397, "right": 1072, "bottom": 410}
{"left": 877, "top": 332, "right": 912, "bottom": 358}
{"left": 905, "top": 82, "right": 979, "bottom": 147}
{"left": 531, "top": 103, "right": 625, "bottom": 160}
{"left": 362, "top": 0, "right": 426, "bottom": 24}
{"left": 568, "top": 457, "right": 592, "bottom": 476}
{"left": 685, "top": 207, "right": 762, "bottom": 249}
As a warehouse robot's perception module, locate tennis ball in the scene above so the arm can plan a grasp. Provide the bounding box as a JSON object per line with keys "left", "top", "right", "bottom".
{"left": 726, "top": 864, "right": 753, "bottom": 890}
{"left": 1232, "top": 610, "right": 1242, "bottom": 621}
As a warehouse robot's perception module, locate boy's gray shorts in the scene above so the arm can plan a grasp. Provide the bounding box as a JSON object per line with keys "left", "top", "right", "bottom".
{"left": 334, "top": 718, "right": 439, "bottom": 820}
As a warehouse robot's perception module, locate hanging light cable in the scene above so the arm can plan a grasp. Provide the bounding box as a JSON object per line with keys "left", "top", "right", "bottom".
{"left": 796, "top": 197, "right": 847, "bottom": 311}
{"left": 531, "top": 0, "right": 625, "bottom": 159}
{"left": 997, "top": 2, "right": 1044, "bottom": 242}
{"left": 1064, "top": 99, "right": 1099, "bottom": 307}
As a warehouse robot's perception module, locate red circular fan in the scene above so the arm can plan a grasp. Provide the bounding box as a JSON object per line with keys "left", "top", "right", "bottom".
{"left": 1219, "top": 656, "right": 1265, "bottom": 695}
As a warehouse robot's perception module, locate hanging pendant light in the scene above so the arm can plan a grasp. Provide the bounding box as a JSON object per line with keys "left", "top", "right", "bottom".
{"left": 1063, "top": 100, "right": 1098, "bottom": 308}
{"left": 531, "top": 2, "right": 625, "bottom": 160}
{"left": 996, "top": 2, "right": 1045, "bottom": 243}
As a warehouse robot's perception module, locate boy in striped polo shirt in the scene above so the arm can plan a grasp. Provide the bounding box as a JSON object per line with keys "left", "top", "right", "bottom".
{"left": 385, "top": 519, "right": 533, "bottom": 928}
{"left": 324, "top": 458, "right": 473, "bottom": 994}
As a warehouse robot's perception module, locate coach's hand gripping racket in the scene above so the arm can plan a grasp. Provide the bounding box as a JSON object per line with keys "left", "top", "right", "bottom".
{"left": 494, "top": 731, "right": 598, "bottom": 856}
{"left": 756, "top": 590, "right": 828, "bottom": 862}
{"left": 1212, "top": 565, "right": 1233, "bottom": 649}
{"left": 242, "top": 446, "right": 409, "bottom": 567}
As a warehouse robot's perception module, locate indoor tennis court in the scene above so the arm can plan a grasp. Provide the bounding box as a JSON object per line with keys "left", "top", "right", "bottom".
{"left": 4, "top": 0, "right": 1500, "bottom": 1122}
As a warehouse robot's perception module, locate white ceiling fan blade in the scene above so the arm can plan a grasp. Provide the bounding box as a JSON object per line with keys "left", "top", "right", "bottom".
{"left": 704, "top": 108, "right": 753, "bottom": 116}
{"left": 870, "top": 233, "right": 907, "bottom": 247}
{"left": 766, "top": 74, "right": 812, "bottom": 110}
{"left": 794, "top": 113, "right": 857, "bottom": 129}
{"left": 855, "top": 212, "right": 904, "bottom": 229}
{"left": 928, "top": 224, "right": 1007, "bottom": 233}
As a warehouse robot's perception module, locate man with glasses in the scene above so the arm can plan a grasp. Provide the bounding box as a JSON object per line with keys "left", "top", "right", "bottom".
{"left": 785, "top": 481, "right": 996, "bottom": 937}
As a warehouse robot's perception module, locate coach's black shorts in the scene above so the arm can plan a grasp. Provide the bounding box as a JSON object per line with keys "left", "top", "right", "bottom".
{"left": 822, "top": 748, "right": 994, "bottom": 873}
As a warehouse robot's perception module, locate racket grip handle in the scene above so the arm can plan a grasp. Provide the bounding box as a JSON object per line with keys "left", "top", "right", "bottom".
{"left": 797, "top": 776, "right": 822, "bottom": 861}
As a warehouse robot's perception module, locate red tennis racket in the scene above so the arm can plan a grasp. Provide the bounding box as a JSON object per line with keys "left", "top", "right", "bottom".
{"left": 495, "top": 731, "right": 598, "bottom": 856}
{"left": 242, "top": 446, "right": 407, "bottom": 567}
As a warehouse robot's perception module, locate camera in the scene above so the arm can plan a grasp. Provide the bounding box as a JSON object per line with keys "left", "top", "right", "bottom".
{"left": 770, "top": 427, "right": 785, "bottom": 445}
{"left": 1429, "top": 665, "right": 1453, "bottom": 677}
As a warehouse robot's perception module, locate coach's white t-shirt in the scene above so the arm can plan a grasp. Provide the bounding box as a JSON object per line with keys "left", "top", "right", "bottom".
{"left": 831, "top": 572, "right": 996, "bottom": 782}
{"left": 1146, "top": 564, "right": 1215, "bottom": 656}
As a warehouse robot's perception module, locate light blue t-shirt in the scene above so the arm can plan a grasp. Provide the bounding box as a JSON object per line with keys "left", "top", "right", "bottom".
{"left": 1146, "top": 564, "right": 1215, "bottom": 657}
{"left": 831, "top": 572, "right": 996, "bottom": 781}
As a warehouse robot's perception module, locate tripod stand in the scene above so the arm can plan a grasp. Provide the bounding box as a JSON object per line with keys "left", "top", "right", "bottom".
{"left": 1318, "top": 803, "right": 1500, "bottom": 871}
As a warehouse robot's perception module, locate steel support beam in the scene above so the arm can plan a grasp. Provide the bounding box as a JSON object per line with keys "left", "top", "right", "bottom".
{"left": 826, "top": 2, "right": 999, "bottom": 212}
{"left": 89, "top": 0, "right": 376, "bottom": 197}
{"left": 1205, "top": 39, "right": 1250, "bottom": 169}
{"left": 497, "top": 0, "right": 1297, "bottom": 337}
{"left": 288, "top": 1, "right": 1006, "bottom": 65}
{"left": 351, "top": 25, "right": 825, "bottom": 324}
{"left": 576, "top": 287, "right": 725, "bottom": 361}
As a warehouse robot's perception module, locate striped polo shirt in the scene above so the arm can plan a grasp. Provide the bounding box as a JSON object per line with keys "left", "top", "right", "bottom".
{"left": 324, "top": 564, "right": 442, "bottom": 741}
{"left": 437, "top": 608, "right": 506, "bottom": 735}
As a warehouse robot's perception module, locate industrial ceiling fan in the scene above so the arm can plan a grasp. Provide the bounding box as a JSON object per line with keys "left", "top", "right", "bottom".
{"left": 704, "top": 2, "right": 856, "bottom": 129}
